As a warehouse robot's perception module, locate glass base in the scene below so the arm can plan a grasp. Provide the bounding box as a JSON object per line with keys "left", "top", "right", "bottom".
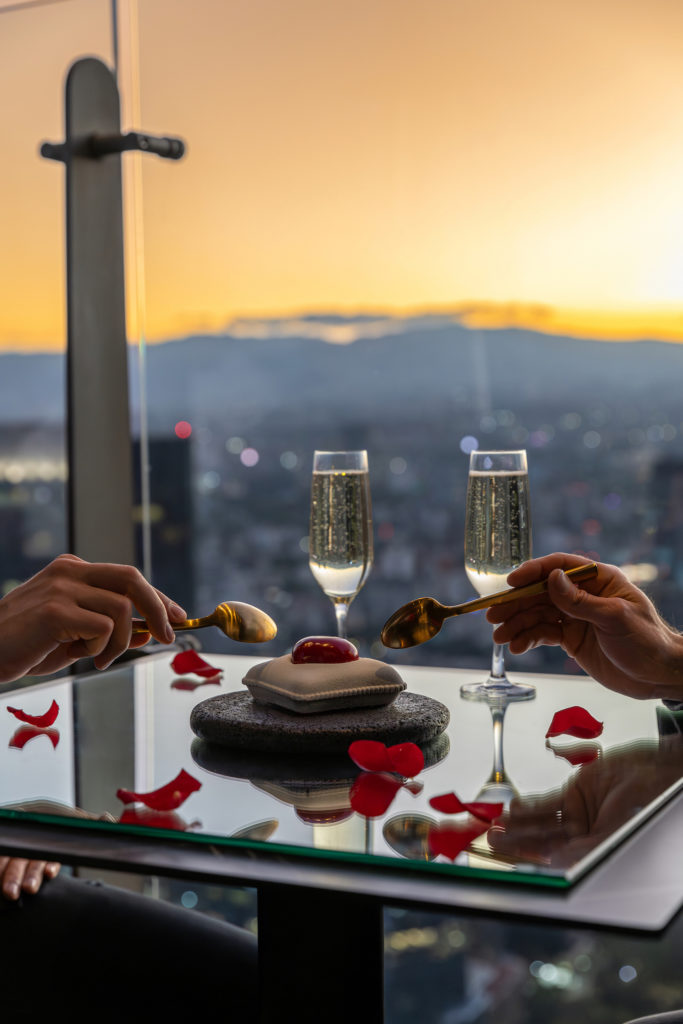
{"left": 460, "top": 679, "right": 536, "bottom": 703}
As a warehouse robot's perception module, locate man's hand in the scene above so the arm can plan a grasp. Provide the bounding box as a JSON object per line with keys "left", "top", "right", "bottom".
{"left": 486, "top": 553, "right": 683, "bottom": 701}
{"left": 0, "top": 857, "right": 60, "bottom": 900}
{"left": 0, "top": 554, "right": 187, "bottom": 683}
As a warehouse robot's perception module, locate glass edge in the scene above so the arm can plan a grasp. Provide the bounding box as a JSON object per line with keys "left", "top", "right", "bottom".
{"left": 0, "top": 808, "right": 568, "bottom": 889}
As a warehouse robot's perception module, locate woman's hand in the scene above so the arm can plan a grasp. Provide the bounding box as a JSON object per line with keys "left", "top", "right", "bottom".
{"left": 0, "top": 857, "right": 60, "bottom": 901}
{"left": 0, "top": 554, "right": 187, "bottom": 683}
{"left": 486, "top": 553, "right": 683, "bottom": 701}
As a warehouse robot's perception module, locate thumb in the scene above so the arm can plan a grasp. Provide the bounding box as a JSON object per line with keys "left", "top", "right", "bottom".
{"left": 548, "top": 568, "right": 620, "bottom": 629}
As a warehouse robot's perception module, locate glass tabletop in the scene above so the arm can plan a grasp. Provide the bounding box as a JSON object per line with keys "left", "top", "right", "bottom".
{"left": 0, "top": 651, "right": 680, "bottom": 890}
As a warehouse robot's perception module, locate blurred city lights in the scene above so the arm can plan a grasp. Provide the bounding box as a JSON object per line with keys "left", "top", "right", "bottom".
{"left": 174, "top": 420, "right": 192, "bottom": 439}
{"left": 240, "top": 447, "right": 260, "bottom": 467}
{"left": 389, "top": 456, "right": 407, "bottom": 475}
{"left": 226, "top": 436, "right": 245, "bottom": 453}
{"left": 459, "top": 435, "right": 478, "bottom": 454}
{"left": 619, "top": 965, "right": 638, "bottom": 983}
{"left": 280, "top": 450, "right": 298, "bottom": 469}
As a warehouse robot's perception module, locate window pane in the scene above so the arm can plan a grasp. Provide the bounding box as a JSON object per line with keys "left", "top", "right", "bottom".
{"left": 0, "top": 0, "right": 113, "bottom": 595}
{"left": 130, "top": 0, "right": 683, "bottom": 670}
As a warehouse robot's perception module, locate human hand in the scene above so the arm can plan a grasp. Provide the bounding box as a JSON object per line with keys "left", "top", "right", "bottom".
{"left": 487, "top": 738, "right": 683, "bottom": 867}
{"left": 0, "top": 554, "right": 187, "bottom": 683}
{"left": 0, "top": 857, "right": 60, "bottom": 901}
{"left": 486, "top": 553, "right": 683, "bottom": 701}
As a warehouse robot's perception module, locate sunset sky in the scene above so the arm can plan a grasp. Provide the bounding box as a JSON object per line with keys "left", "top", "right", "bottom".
{"left": 3, "top": 0, "right": 683, "bottom": 348}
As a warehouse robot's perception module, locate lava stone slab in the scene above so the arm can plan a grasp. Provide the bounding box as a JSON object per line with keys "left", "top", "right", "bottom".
{"left": 190, "top": 690, "right": 450, "bottom": 755}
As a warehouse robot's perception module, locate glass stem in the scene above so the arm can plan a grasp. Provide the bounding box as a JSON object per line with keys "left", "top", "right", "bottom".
{"left": 334, "top": 601, "right": 349, "bottom": 639}
{"left": 490, "top": 638, "right": 506, "bottom": 681}
{"left": 490, "top": 704, "right": 507, "bottom": 783}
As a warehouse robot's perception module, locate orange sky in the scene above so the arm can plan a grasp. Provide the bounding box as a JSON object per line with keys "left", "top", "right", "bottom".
{"left": 3, "top": 0, "right": 683, "bottom": 349}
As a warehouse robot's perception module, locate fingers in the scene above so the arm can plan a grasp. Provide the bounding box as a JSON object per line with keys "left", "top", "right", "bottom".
{"left": 0, "top": 857, "right": 60, "bottom": 900}
{"left": 546, "top": 569, "right": 627, "bottom": 631}
{"left": 506, "top": 553, "right": 595, "bottom": 588}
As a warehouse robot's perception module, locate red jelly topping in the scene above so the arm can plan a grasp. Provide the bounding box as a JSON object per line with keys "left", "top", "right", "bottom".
{"left": 292, "top": 636, "right": 359, "bottom": 664}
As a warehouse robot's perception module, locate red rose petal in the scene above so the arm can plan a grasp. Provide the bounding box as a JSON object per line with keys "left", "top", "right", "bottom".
{"left": 387, "top": 743, "right": 424, "bottom": 778}
{"left": 348, "top": 740, "right": 393, "bottom": 773}
{"left": 9, "top": 725, "right": 60, "bottom": 750}
{"left": 349, "top": 772, "right": 403, "bottom": 817}
{"left": 119, "top": 808, "right": 198, "bottom": 831}
{"left": 546, "top": 706, "right": 603, "bottom": 739}
{"left": 7, "top": 699, "right": 59, "bottom": 728}
{"left": 348, "top": 740, "right": 424, "bottom": 777}
{"left": 428, "top": 820, "right": 490, "bottom": 861}
{"left": 429, "top": 793, "right": 468, "bottom": 815}
{"left": 171, "top": 650, "right": 222, "bottom": 679}
{"left": 548, "top": 740, "right": 601, "bottom": 766}
{"left": 429, "top": 792, "right": 503, "bottom": 822}
{"left": 171, "top": 678, "right": 222, "bottom": 692}
{"left": 116, "top": 768, "right": 201, "bottom": 811}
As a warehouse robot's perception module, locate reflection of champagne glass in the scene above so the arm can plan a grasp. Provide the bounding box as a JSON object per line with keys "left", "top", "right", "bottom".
{"left": 309, "top": 450, "right": 373, "bottom": 638}
{"left": 474, "top": 698, "right": 518, "bottom": 808}
{"left": 461, "top": 449, "right": 535, "bottom": 702}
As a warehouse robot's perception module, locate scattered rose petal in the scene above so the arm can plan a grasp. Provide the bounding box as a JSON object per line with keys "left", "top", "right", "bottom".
{"left": 547, "top": 740, "right": 601, "bottom": 766}
{"left": 171, "top": 650, "right": 222, "bottom": 679}
{"left": 349, "top": 771, "right": 423, "bottom": 818}
{"left": 348, "top": 740, "right": 392, "bottom": 772}
{"left": 171, "top": 677, "right": 222, "bottom": 692}
{"left": 546, "top": 706, "right": 603, "bottom": 739}
{"left": 116, "top": 768, "right": 201, "bottom": 811}
{"left": 119, "top": 808, "right": 199, "bottom": 831}
{"left": 428, "top": 820, "right": 490, "bottom": 861}
{"left": 387, "top": 743, "right": 424, "bottom": 778}
{"left": 428, "top": 792, "right": 503, "bottom": 822}
{"left": 7, "top": 699, "right": 59, "bottom": 728}
{"left": 9, "top": 725, "right": 60, "bottom": 750}
{"left": 348, "top": 740, "right": 424, "bottom": 778}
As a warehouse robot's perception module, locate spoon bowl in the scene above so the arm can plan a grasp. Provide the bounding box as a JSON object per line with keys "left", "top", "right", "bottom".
{"left": 133, "top": 601, "right": 277, "bottom": 644}
{"left": 381, "top": 562, "right": 598, "bottom": 649}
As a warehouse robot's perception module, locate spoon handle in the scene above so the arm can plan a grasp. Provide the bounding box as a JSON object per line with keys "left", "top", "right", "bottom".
{"left": 449, "top": 562, "right": 599, "bottom": 618}
{"left": 131, "top": 614, "right": 214, "bottom": 636}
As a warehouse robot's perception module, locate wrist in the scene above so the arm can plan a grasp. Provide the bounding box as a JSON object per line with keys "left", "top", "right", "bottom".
{"left": 657, "top": 629, "right": 683, "bottom": 703}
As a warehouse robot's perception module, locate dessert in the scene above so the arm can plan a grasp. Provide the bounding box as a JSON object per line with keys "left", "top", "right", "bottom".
{"left": 242, "top": 636, "right": 406, "bottom": 714}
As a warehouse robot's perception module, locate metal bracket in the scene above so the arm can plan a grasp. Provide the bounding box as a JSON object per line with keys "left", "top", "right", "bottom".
{"left": 40, "top": 57, "right": 185, "bottom": 567}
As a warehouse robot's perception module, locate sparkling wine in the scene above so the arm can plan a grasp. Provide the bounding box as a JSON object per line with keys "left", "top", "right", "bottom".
{"left": 309, "top": 470, "right": 373, "bottom": 600}
{"left": 464, "top": 471, "right": 531, "bottom": 597}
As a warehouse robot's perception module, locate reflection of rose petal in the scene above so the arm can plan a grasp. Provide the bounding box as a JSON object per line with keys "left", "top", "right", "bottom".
{"left": 9, "top": 725, "right": 60, "bottom": 750}
{"left": 548, "top": 740, "right": 601, "bottom": 766}
{"left": 7, "top": 699, "right": 59, "bottom": 728}
{"left": 350, "top": 772, "right": 404, "bottom": 817}
{"left": 116, "top": 768, "right": 201, "bottom": 810}
{"left": 348, "top": 740, "right": 424, "bottom": 778}
{"left": 171, "top": 650, "right": 222, "bottom": 679}
{"left": 428, "top": 820, "right": 490, "bottom": 861}
{"left": 171, "top": 677, "right": 222, "bottom": 692}
{"left": 428, "top": 792, "right": 503, "bottom": 822}
{"left": 119, "top": 808, "right": 199, "bottom": 831}
{"left": 546, "top": 706, "right": 603, "bottom": 739}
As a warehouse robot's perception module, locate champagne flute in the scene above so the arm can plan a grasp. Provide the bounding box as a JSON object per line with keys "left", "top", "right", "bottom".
{"left": 308, "top": 450, "right": 373, "bottom": 638}
{"left": 460, "top": 449, "right": 535, "bottom": 701}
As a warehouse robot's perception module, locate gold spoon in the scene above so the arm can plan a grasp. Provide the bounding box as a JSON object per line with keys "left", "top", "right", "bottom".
{"left": 132, "top": 601, "right": 277, "bottom": 644}
{"left": 381, "top": 562, "right": 598, "bottom": 649}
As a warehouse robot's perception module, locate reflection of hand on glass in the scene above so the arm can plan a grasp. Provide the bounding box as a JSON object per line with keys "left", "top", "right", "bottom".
{"left": 308, "top": 451, "right": 373, "bottom": 638}
{"left": 487, "top": 738, "right": 683, "bottom": 867}
{"left": 486, "top": 553, "right": 683, "bottom": 702}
